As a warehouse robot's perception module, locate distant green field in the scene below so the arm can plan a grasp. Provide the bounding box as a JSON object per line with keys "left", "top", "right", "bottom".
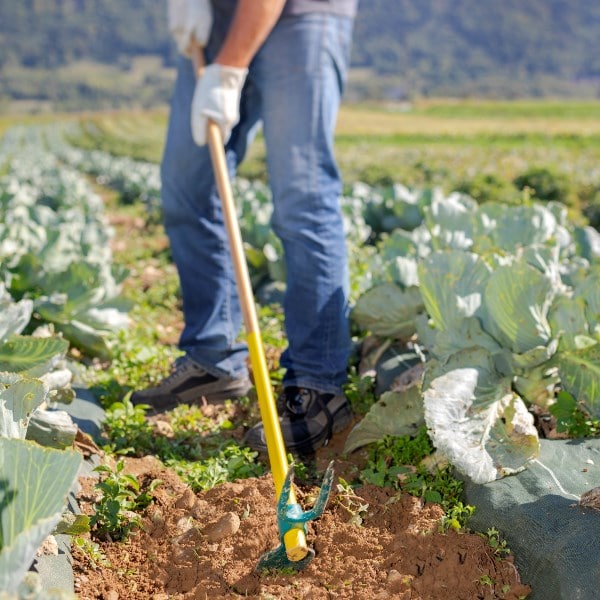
{"left": 2, "top": 99, "right": 599, "bottom": 225}
{"left": 406, "top": 99, "right": 600, "bottom": 120}
{"left": 338, "top": 100, "right": 600, "bottom": 134}
{"left": 0, "top": 112, "right": 79, "bottom": 138}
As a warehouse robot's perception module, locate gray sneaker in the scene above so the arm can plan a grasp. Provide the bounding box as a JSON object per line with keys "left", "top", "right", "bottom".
{"left": 130, "top": 356, "right": 251, "bottom": 412}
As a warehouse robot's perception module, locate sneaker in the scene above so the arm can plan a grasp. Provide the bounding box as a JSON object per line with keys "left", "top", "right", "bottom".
{"left": 243, "top": 386, "right": 353, "bottom": 456}
{"left": 130, "top": 356, "right": 251, "bottom": 412}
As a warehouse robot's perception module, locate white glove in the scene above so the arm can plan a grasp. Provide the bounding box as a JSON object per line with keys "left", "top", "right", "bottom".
{"left": 168, "top": 0, "right": 213, "bottom": 56}
{"left": 191, "top": 63, "right": 248, "bottom": 146}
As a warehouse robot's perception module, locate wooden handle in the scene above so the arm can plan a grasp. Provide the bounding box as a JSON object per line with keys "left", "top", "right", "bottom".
{"left": 190, "top": 38, "right": 206, "bottom": 79}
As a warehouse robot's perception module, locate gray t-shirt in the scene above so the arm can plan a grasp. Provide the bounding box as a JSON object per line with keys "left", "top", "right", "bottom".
{"left": 213, "top": 0, "right": 357, "bottom": 18}
{"left": 283, "top": 0, "right": 357, "bottom": 17}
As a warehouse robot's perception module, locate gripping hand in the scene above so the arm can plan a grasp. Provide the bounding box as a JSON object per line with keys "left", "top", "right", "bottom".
{"left": 191, "top": 63, "right": 248, "bottom": 146}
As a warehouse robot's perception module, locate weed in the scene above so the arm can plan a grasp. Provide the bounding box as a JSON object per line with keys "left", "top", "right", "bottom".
{"left": 254, "top": 303, "right": 286, "bottom": 384}
{"left": 549, "top": 390, "right": 599, "bottom": 438}
{"left": 167, "top": 443, "right": 264, "bottom": 492}
{"left": 288, "top": 454, "right": 309, "bottom": 482}
{"left": 101, "top": 392, "right": 264, "bottom": 493}
{"left": 85, "top": 327, "right": 182, "bottom": 408}
{"left": 361, "top": 427, "right": 474, "bottom": 530}
{"left": 343, "top": 368, "right": 377, "bottom": 415}
{"left": 333, "top": 477, "right": 370, "bottom": 526}
{"left": 168, "top": 403, "right": 214, "bottom": 433}
{"left": 73, "top": 536, "right": 110, "bottom": 568}
{"left": 454, "top": 172, "right": 519, "bottom": 205}
{"left": 102, "top": 399, "right": 155, "bottom": 456}
{"left": 90, "top": 459, "right": 161, "bottom": 541}
{"left": 477, "top": 574, "right": 495, "bottom": 587}
{"left": 480, "top": 527, "right": 511, "bottom": 557}
{"left": 513, "top": 166, "right": 573, "bottom": 204}
{"left": 256, "top": 304, "right": 286, "bottom": 350}
{"left": 440, "top": 502, "right": 476, "bottom": 532}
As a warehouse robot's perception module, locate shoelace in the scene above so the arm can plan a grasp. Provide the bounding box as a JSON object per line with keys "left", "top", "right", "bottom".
{"left": 162, "top": 359, "right": 195, "bottom": 384}
{"left": 285, "top": 388, "right": 315, "bottom": 416}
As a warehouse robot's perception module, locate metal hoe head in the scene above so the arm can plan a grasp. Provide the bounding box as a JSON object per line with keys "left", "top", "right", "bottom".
{"left": 257, "top": 460, "right": 336, "bottom": 572}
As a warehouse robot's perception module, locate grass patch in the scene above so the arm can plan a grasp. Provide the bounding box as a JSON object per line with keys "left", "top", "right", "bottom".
{"left": 360, "top": 427, "right": 475, "bottom": 530}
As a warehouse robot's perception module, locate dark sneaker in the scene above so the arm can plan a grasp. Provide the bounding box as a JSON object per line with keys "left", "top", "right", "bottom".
{"left": 243, "top": 386, "right": 353, "bottom": 456}
{"left": 130, "top": 356, "right": 251, "bottom": 412}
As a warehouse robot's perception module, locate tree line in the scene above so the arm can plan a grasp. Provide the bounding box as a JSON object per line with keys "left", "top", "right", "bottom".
{"left": 1, "top": 0, "right": 599, "bottom": 102}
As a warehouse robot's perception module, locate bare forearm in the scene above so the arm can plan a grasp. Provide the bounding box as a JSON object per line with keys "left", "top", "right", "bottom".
{"left": 215, "top": 0, "right": 286, "bottom": 67}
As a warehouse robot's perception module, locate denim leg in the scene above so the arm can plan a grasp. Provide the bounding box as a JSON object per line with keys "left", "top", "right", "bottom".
{"left": 160, "top": 55, "right": 261, "bottom": 379}
{"left": 252, "top": 15, "right": 354, "bottom": 394}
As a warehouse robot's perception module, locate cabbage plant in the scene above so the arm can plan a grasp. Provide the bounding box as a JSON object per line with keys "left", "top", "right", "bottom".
{"left": 0, "top": 438, "right": 81, "bottom": 594}
{"left": 0, "top": 136, "right": 131, "bottom": 358}
{"left": 349, "top": 192, "right": 600, "bottom": 483}
{"left": 0, "top": 352, "right": 81, "bottom": 594}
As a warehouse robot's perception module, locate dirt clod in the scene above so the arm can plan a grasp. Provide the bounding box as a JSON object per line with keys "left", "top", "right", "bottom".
{"left": 203, "top": 511, "right": 241, "bottom": 542}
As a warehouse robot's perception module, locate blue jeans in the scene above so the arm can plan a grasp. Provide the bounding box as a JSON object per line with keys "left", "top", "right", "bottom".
{"left": 160, "top": 12, "right": 354, "bottom": 394}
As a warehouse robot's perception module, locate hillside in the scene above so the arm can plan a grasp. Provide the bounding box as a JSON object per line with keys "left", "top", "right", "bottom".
{"left": 352, "top": 0, "right": 600, "bottom": 98}
{"left": 1, "top": 0, "right": 599, "bottom": 109}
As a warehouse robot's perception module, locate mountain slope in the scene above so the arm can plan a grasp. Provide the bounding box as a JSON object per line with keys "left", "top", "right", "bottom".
{"left": 1, "top": 0, "right": 599, "bottom": 104}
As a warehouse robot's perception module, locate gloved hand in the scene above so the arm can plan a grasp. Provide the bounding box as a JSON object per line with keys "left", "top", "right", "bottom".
{"left": 191, "top": 63, "right": 248, "bottom": 146}
{"left": 168, "top": 0, "right": 212, "bottom": 56}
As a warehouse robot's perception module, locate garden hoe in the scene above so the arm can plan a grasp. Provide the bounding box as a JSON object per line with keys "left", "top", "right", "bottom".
{"left": 190, "top": 39, "right": 335, "bottom": 572}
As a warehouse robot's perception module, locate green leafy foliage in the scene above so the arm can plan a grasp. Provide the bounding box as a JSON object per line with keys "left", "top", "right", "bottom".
{"left": 513, "top": 167, "right": 573, "bottom": 204}
{"left": 166, "top": 443, "right": 264, "bottom": 493}
{"left": 555, "top": 344, "right": 600, "bottom": 419}
{"left": 85, "top": 328, "right": 182, "bottom": 409}
{"left": 362, "top": 427, "right": 434, "bottom": 478}
{"left": 53, "top": 513, "right": 90, "bottom": 536}
{"left": 344, "top": 386, "right": 425, "bottom": 454}
{"left": 455, "top": 173, "right": 520, "bottom": 206}
{"left": 72, "top": 537, "right": 110, "bottom": 569}
{"left": 549, "top": 391, "right": 600, "bottom": 438}
{"left": 1, "top": 115, "right": 597, "bottom": 594}
{"left": 99, "top": 399, "right": 264, "bottom": 493}
{"left": 352, "top": 186, "right": 600, "bottom": 483}
{"left": 351, "top": 283, "right": 423, "bottom": 339}
{"left": 440, "top": 502, "right": 476, "bottom": 533}
{"left": 0, "top": 139, "right": 131, "bottom": 358}
{"left": 479, "top": 527, "right": 511, "bottom": 557}
{"left": 90, "top": 459, "right": 161, "bottom": 541}
{"left": 0, "top": 336, "right": 68, "bottom": 377}
{"left": 343, "top": 369, "right": 377, "bottom": 416}
{"left": 360, "top": 427, "right": 474, "bottom": 529}
{"left": 102, "top": 400, "right": 155, "bottom": 456}
{"left": 423, "top": 348, "right": 540, "bottom": 484}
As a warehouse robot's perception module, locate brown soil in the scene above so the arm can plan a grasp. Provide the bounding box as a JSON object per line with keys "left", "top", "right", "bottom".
{"left": 72, "top": 427, "right": 531, "bottom": 600}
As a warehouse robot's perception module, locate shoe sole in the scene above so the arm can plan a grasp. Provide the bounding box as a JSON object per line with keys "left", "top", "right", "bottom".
{"left": 177, "top": 381, "right": 251, "bottom": 404}
{"left": 136, "top": 380, "right": 251, "bottom": 413}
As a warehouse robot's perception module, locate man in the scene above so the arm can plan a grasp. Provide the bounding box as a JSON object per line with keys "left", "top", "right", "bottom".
{"left": 132, "top": 0, "right": 358, "bottom": 455}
